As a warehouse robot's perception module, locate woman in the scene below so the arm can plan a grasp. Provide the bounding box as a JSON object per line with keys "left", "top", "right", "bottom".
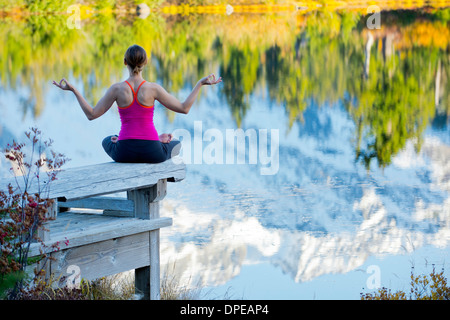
{"left": 53, "top": 44, "right": 222, "bottom": 163}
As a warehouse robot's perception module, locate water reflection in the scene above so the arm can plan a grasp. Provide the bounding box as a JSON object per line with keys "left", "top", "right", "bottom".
{"left": 160, "top": 97, "right": 449, "bottom": 297}
{"left": 0, "top": 4, "right": 449, "bottom": 299}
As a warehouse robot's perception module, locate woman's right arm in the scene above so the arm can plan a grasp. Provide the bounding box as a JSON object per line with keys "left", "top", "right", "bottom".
{"left": 154, "top": 74, "right": 221, "bottom": 114}
{"left": 53, "top": 78, "right": 117, "bottom": 120}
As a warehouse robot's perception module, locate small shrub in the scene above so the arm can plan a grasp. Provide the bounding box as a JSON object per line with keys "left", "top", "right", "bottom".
{"left": 18, "top": 278, "right": 88, "bottom": 300}
{"left": 361, "top": 266, "right": 450, "bottom": 300}
{"left": 0, "top": 127, "right": 68, "bottom": 299}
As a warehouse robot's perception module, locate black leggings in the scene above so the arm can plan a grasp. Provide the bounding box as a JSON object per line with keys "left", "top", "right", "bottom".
{"left": 102, "top": 135, "right": 181, "bottom": 163}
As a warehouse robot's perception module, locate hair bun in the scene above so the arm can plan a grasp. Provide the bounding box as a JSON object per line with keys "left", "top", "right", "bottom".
{"left": 125, "top": 44, "right": 147, "bottom": 74}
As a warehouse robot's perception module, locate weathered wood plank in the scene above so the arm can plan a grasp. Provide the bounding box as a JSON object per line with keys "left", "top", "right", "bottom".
{"left": 1, "top": 159, "right": 185, "bottom": 201}
{"left": 49, "top": 232, "right": 151, "bottom": 282}
{"left": 54, "top": 160, "right": 184, "bottom": 201}
{"left": 28, "top": 213, "right": 172, "bottom": 257}
{"left": 58, "top": 197, "right": 134, "bottom": 212}
{"left": 102, "top": 210, "right": 134, "bottom": 217}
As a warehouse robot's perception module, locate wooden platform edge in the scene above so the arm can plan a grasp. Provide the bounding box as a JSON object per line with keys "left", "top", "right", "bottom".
{"left": 28, "top": 216, "right": 173, "bottom": 257}
{"left": 0, "top": 159, "right": 186, "bottom": 202}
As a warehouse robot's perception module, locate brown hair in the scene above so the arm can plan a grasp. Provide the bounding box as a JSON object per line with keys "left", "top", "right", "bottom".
{"left": 124, "top": 44, "right": 147, "bottom": 75}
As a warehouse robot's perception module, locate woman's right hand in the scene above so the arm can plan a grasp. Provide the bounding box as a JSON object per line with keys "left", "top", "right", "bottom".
{"left": 52, "top": 78, "right": 75, "bottom": 92}
{"left": 200, "top": 74, "right": 222, "bottom": 86}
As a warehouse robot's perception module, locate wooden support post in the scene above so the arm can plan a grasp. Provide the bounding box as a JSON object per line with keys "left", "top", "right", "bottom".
{"left": 129, "top": 179, "right": 167, "bottom": 300}
{"left": 36, "top": 199, "right": 58, "bottom": 281}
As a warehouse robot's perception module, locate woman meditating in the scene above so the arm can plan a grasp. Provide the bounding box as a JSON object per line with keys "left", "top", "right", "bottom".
{"left": 53, "top": 44, "right": 222, "bottom": 163}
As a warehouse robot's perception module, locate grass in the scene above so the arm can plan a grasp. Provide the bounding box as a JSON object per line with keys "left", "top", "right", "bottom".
{"left": 82, "top": 273, "right": 136, "bottom": 300}
{"left": 80, "top": 269, "right": 205, "bottom": 300}
{"left": 17, "top": 268, "right": 220, "bottom": 300}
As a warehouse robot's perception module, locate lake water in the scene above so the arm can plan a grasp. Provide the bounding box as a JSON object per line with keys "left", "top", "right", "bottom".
{"left": 0, "top": 2, "right": 449, "bottom": 299}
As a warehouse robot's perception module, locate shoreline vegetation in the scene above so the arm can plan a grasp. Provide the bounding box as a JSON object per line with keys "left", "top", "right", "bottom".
{"left": 1, "top": 0, "right": 450, "bottom": 17}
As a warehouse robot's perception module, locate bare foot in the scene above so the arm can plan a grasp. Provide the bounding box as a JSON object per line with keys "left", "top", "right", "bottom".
{"left": 159, "top": 133, "right": 173, "bottom": 144}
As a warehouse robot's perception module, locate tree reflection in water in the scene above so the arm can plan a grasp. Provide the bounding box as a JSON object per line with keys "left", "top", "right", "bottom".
{"left": 1, "top": 6, "right": 448, "bottom": 169}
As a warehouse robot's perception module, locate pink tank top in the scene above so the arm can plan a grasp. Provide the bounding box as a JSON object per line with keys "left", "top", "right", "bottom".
{"left": 118, "top": 80, "right": 159, "bottom": 141}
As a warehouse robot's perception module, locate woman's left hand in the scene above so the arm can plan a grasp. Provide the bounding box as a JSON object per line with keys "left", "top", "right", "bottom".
{"left": 52, "top": 78, "right": 75, "bottom": 92}
{"left": 159, "top": 133, "right": 173, "bottom": 144}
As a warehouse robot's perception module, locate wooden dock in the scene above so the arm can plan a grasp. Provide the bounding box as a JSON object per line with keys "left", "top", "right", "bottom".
{"left": 4, "top": 159, "right": 185, "bottom": 300}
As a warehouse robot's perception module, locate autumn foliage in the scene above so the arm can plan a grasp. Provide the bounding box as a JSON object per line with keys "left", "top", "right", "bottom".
{"left": 0, "top": 128, "right": 68, "bottom": 299}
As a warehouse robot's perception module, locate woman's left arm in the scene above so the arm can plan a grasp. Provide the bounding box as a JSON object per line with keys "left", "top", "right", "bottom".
{"left": 53, "top": 78, "right": 117, "bottom": 121}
